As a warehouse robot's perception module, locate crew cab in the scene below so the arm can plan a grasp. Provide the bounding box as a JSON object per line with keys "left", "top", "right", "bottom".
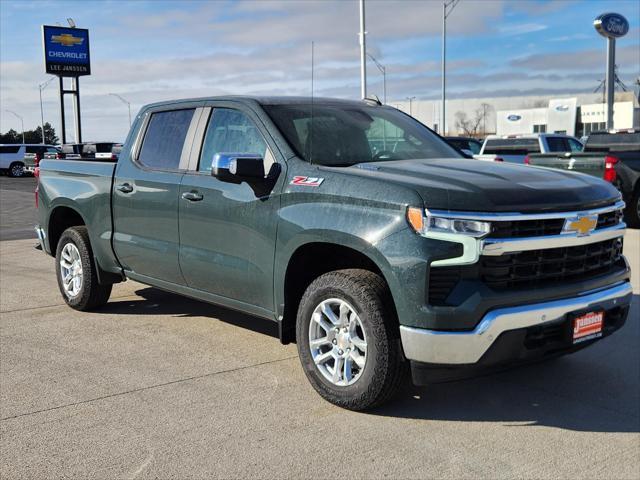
{"left": 478, "top": 133, "right": 583, "bottom": 163}
{"left": 35, "top": 97, "right": 632, "bottom": 410}
{"left": 527, "top": 131, "right": 640, "bottom": 227}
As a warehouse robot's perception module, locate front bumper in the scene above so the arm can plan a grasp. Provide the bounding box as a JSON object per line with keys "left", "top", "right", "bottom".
{"left": 400, "top": 281, "right": 632, "bottom": 368}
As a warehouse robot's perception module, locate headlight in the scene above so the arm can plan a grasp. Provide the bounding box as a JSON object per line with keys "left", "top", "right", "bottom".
{"left": 407, "top": 207, "right": 491, "bottom": 238}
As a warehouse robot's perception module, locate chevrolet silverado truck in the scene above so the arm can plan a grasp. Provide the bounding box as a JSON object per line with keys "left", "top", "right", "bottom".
{"left": 527, "top": 131, "right": 640, "bottom": 227}
{"left": 35, "top": 97, "right": 633, "bottom": 410}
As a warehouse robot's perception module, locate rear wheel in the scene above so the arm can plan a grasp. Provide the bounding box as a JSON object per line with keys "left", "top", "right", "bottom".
{"left": 296, "top": 269, "right": 404, "bottom": 410}
{"left": 8, "top": 162, "right": 24, "bottom": 178}
{"left": 55, "top": 226, "right": 112, "bottom": 310}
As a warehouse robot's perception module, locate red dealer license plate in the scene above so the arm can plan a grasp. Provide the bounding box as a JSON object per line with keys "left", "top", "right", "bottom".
{"left": 572, "top": 311, "right": 604, "bottom": 344}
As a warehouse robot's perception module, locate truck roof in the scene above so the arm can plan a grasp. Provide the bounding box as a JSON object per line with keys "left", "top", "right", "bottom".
{"left": 142, "top": 95, "right": 380, "bottom": 110}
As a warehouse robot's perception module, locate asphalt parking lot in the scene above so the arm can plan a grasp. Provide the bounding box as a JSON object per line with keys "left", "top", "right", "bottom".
{"left": 1, "top": 175, "right": 639, "bottom": 479}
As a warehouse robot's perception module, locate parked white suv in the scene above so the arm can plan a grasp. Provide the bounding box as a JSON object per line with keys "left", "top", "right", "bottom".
{"left": 1, "top": 144, "right": 57, "bottom": 177}
{"left": 477, "top": 134, "right": 583, "bottom": 163}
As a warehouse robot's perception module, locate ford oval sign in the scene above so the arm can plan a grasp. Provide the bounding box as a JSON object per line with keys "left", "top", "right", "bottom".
{"left": 555, "top": 105, "right": 569, "bottom": 112}
{"left": 594, "top": 13, "right": 629, "bottom": 39}
{"left": 507, "top": 114, "right": 521, "bottom": 122}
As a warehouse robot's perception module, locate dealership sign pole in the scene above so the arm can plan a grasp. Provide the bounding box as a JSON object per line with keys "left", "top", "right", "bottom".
{"left": 593, "top": 13, "right": 629, "bottom": 131}
{"left": 42, "top": 25, "right": 91, "bottom": 144}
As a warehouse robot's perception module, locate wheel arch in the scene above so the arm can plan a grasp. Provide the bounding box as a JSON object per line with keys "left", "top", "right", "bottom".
{"left": 278, "top": 239, "right": 399, "bottom": 344}
{"left": 47, "top": 205, "right": 122, "bottom": 285}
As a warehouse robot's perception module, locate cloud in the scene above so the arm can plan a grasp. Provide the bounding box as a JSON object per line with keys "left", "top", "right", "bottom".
{"left": 508, "top": 45, "right": 640, "bottom": 72}
{"left": 499, "top": 23, "right": 548, "bottom": 36}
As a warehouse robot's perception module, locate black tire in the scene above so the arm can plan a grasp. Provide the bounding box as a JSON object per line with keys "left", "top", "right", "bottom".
{"left": 8, "top": 162, "right": 25, "bottom": 178}
{"left": 626, "top": 187, "right": 640, "bottom": 228}
{"left": 55, "top": 226, "right": 112, "bottom": 310}
{"left": 296, "top": 269, "right": 405, "bottom": 410}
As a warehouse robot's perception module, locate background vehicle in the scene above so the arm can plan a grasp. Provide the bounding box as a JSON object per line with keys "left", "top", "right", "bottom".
{"left": 1, "top": 144, "right": 58, "bottom": 177}
{"left": 87, "top": 142, "right": 119, "bottom": 160}
{"left": 478, "top": 133, "right": 583, "bottom": 163}
{"left": 527, "top": 131, "right": 640, "bottom": 226}
{"left": 110, "top": 144, "right": 123, "bottom": 161}
{"left": 36, "top": 97, "right": 631, "bottom": 410}
{"left": 444, "top": 136, "right": 482, "bottom": 156}
{"left": 24, "top": 145, "right": 60, "bottom": 174}
{"left": 60, "top": 144, "right": 84, "bottom": 160}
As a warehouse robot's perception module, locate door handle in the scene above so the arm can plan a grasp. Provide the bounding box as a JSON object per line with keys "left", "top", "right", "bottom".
{"left": 117, "top": 183, "right": 133, "bottom": 193}
{"left": 182, "top": 191, "right": 204, "bottom": 202}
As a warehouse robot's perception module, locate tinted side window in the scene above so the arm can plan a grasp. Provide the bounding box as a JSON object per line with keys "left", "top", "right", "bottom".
{"left": 199, "top": 109, "right": 267, "bottom": 173}
{"left": 95, "top": 143, "right": 114, "bottom": 153}
{"left": 0, "top": 146, "right": 21, "bottom": 154}
{"left": 546, "top": 137, "right": 569, "bottom": 152}
{"left": 139, "top": 109, "right": 195, "bottom": 170}
{"left": 568, "top": 139, "right": 583, "bottom": 152}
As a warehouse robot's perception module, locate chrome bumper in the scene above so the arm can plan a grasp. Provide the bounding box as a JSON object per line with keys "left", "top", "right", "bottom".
{"left": 400, "top": 282, "right": 633, "bottom": 365}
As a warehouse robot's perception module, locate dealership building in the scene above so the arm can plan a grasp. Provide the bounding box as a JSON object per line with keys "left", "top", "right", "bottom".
{"left": 393, "top": 91, "right": 639, "bottom": 138}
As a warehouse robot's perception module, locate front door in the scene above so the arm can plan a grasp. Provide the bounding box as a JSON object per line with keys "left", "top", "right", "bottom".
{"left": 178, "top": 105, "right": 284, "bottom": 312}
{"left": 112, "top": 106, "right": 202, "bottom": 283}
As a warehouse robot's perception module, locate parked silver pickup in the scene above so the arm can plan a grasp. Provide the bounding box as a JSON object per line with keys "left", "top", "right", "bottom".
{"left": 477, "top": 133, "right": 583, "bottom": 163}
{"left": 527, "top": 131, "right": 640, "bottom": 226}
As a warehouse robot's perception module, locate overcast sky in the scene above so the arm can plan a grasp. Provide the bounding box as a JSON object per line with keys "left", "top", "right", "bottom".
{"left": 1, "top": 0, "right": 639, "bottom": 142}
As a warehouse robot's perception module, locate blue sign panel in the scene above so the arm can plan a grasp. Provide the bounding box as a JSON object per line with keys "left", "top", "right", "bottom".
{"left": 507, "top": 114, "right": 521, "bottom": 122}
{"left": 593, "top": 13, "right": 629, "bottom": 39}
{"left": 42, "top": 25, "right": 91, "bottom": 76}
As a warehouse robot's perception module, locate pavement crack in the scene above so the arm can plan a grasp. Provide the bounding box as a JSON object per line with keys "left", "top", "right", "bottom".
{"left": 0, "top": 355, "right": 298, "bottom": 422}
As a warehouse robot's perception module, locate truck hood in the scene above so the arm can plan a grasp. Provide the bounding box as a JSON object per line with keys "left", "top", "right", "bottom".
{"left": 328, "top": 158, "right": 620, "bottom": 212}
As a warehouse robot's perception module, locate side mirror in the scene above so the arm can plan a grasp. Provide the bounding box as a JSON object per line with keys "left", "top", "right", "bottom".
{"left": 212, "top": 153, "right": 265, "bottom": 180}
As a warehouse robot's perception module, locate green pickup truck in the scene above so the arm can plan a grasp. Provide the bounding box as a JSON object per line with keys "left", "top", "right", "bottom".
{"left": 36, "top": 97, "right": 632, "bottom": 410}
{"left": 527, "top": 131, "right": 640, "bottom": 227}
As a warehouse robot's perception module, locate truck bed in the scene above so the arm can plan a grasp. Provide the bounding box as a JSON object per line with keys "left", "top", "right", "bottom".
{"left": 37, "top": 159, "right": 120, "bottom": 274}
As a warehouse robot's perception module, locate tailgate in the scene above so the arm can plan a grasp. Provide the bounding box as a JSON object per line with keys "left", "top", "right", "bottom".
{"left": 528, "top": 154, "right": 605, "bottom": 178}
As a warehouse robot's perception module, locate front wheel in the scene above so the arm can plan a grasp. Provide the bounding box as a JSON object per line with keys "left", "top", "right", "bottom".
{"left": 296, "top": 269, "right": 405, "bottom": 410}
{"left": 55, "top": 226, "right": 112, "bottom": 310}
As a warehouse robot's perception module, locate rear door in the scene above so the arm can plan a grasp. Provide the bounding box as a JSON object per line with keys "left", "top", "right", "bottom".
{"left": 112, "top": 104, "right": 203, "bottom": 284}
{"left": 178, "top": 103, "right": 284, "bottom": 313}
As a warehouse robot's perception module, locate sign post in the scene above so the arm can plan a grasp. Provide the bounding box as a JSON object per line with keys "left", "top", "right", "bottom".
{"left": 42, "top": 25, "right": 91, "bottom": 144}
{"left": 593, "top": 13, "right": 629, "bottom": 131}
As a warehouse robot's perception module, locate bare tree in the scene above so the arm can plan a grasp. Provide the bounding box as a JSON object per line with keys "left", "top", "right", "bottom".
{"left": 454, "top": 104, "right": 493, "bottom": 137}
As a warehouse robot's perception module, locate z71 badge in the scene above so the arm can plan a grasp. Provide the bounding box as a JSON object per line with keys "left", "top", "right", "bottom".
{"left": 291, "top": 176, "right": 324, "bottom": 187}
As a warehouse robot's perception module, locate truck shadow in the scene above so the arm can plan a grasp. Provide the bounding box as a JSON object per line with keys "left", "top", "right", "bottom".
{"left": 101, "top": 288, "right": 638, "bottom": 433}
{"left": 100, "top": 286, "right": 279, "bottom": 338}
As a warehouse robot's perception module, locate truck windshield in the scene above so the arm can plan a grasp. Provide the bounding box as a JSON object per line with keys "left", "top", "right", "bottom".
{"left": 264, "top": 104, "right": 460, "bottom": 166}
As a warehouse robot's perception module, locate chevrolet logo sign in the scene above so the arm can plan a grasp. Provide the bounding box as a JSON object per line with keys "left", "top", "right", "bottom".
{"left": 51, "top": 33, "right": 84, "bottom": 47}
{"left": 564, "top": 215, "right": 598, "bottom": 236}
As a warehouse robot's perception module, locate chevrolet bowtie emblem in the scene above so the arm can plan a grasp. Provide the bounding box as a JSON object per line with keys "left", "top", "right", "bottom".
{"left": 51, "top": 33, "right": 84, "bottom": 47}
{"left": 564, "top": 215, "right": 598, "bottom": 236}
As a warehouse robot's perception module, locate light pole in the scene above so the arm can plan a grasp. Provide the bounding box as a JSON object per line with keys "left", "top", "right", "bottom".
{"left": 5, "top": 110, "right": 25, "bottom": 144}
{"left": 366, "top": 53, "right": 386, "bottom": 104}
{"left": 359, "top": 0, "right": 367, "bottom": 99}
{"left": 109, "top": 93, "right": 132, "bottom": 128}
{"left": 406, "top": 96, "right": 416, "bottom": 116}
{"left": 38, "top": 77, "right": 55, "bottom": 144}
{"left": 442, "top": 0, "right": 460, "bottom": 136}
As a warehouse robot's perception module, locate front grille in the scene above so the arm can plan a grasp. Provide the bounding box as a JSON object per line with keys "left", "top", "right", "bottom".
{"left": 480, "top": 238, "right": 623, "bottom": 289}
{"left": 489, "top": 218, "right": 564, "bottom": 238}
{"left": 428, "top": 238, "right": 624, "bottom": 305}
{"left": 597, "top": 209, "right": 624, "bottom": 229}
{"left": 487, "top": 207, "right": 623, "bottom": 239}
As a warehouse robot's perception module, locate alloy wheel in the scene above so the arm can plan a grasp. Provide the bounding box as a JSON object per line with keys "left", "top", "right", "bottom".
{"left": 308, "top": 298, "right": 367, "bottom": 386}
